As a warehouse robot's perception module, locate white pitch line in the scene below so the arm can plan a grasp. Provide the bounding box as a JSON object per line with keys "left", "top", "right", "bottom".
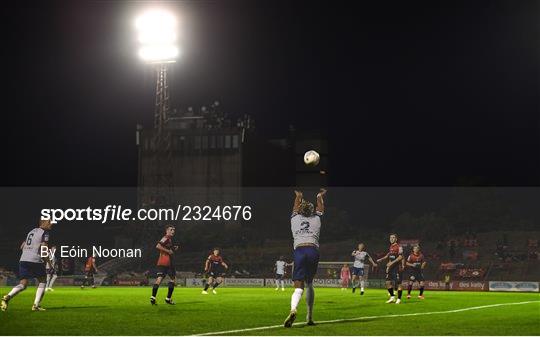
{"left": 192, "top": 300, "right": 539, "bottom": 336}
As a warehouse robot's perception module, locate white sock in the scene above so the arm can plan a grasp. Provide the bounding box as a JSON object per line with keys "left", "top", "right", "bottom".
{"left": 281, "top": 280, "right": 285, "bottom": 288}
{"left": 34, "top": 283, "right": 46, "bottom": 306}
{"left": 290, "top": 288, "right": 303, "bottom": 311}
{"left": 305, "top": 283, "right": 314, "bottom": 321}
{"left": 7, "top": 284, "right": 26, "bottom": 298}
{"left": 49, "top": 275, "right": 58, "bottom": 288}
{"left": 360, "top": 280, "right": 365, "bottom": 290}
{"left": 46, "top": 274, "right": 51, "bottom": 288}
{"left": 275, "top": 280, "right": 279, "bottom": 288}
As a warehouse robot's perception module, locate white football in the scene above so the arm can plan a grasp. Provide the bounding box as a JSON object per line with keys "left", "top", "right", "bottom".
{"left": 304, "top": 150, "right": 320, "bottom": 166}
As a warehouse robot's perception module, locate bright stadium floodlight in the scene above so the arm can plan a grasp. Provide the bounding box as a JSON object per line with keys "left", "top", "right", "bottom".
{"left": 138, "top": 45, "right": 179, "bottom": 62}
{"left": 135, "top": 9, "right": 179, "bottom": 63}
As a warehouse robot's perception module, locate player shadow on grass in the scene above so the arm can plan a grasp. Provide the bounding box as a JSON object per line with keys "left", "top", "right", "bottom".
{"left": 292, "top": 317, "right": 379, "bottom": 329}
{"left": 338, "top": 301, "right": 423, "bottom": 312}
{"left": 291, "top": 302, "right": 426, "bottom": 329}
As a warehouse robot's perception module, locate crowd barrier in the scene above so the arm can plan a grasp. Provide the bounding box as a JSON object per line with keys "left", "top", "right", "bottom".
{"left": 488, "top": 281, "right": 539, "bottom": 292}
{"left": 2, "top": 276, "right": 538, "bottom": 292}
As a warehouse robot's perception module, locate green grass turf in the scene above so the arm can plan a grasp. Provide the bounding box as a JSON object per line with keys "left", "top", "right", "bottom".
{"left": 0, "top": 286, "right": 538, "bottom": 335}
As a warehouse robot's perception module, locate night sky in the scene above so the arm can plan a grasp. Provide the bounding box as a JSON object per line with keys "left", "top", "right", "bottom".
{"left": 2, "top": 0, "right": 539, "bottom": 187}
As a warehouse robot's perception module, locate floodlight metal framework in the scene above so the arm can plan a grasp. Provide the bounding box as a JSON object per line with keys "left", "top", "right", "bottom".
{"left": 136, "top": 9, "right": 179, "bottom": 132}
{"left": 154, "top": 63, "right": 172, "bottom": 133}
{"left": 135, "top": 9, "right": 179, "bottom": 217}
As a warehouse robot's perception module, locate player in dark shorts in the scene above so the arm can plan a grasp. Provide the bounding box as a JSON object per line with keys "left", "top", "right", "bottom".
{"left": 376, "top": 233, "right": 404, "bottom": 304}
{"left": 406, "top": 245, "right": 427, "bottom": 299}
{"left": 283, "top": 189, "right": 326, "bottom": 328}
{"left": 397, "top": 253, "right": 406, "bottom": 293}
{"left": 81, "top": 255, "right": 99, "bottom": 289}
{"left": 202, "top": 248, "right": 228, "bottom": 294}
{"left": 1, "top": 219, "right": 53, "bottom": 312}
{"left": 274, "top": 256, "right": 290, "bottom": 291}
{"left": 350, "top": 243, "right": 378, "bottom": 295}
{"left": 150, "top": 225, "right": 179, "bottom": 305}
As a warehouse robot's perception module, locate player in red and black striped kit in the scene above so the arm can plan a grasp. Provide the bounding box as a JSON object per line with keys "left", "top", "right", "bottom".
{"left": 376, "top": 233, "right": 404, "bottom": 304}
{"left": 81, "top": 255, "right": 99, "bottom": 289}
{"left": 202, "top": 248, "right": 228, "bottom": 294}
{"left": 406, "top": 245, "right": 427, "bottom": 299}
{"left": 150, "top": 225, "right": 179, "bottom": 305}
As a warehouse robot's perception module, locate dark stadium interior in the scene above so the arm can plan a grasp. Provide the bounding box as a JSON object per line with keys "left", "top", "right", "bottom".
{"left": 0, "top": 1, "right": 539, "bottom": 295}
{"left": 0, "top": 187, "right": 538, "bottom": 285}
{"left": 1, "top": 1, "right": 539, "bottom": 187}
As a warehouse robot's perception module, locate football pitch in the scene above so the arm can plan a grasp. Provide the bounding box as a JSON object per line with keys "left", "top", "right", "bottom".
{"left": 0, "top": 287, "right": 538, "bottom": 335}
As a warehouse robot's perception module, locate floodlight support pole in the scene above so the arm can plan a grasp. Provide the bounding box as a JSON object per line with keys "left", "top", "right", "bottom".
{"left": 154, "top": 63, "right": 171, "bottom": 133}
{"left": 150, "top": 62, "right": 173, "bottom": 209}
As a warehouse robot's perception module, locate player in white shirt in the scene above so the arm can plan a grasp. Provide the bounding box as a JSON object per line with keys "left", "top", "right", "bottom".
{"left": 1, "top": 219, "right": 53, "bottom": 312}
{"left": 274, "top": 256, "right": 290, "bottom": 291}
{"left": 45, "top": 245, "right": 58, "bottom": 291}
{"left": 351, "top": 243, "right": 377, "bottom": 295}
{"left": 284, "top": 188, "right": 326, "bottom": 328}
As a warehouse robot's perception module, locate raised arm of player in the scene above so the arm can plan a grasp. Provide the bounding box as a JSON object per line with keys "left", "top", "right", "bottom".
{"left": 156, "top": 242, "right": 173, "bottom": 255}
{"left": 316, "top": 188, "right": 327, "bottom": 214}
{"left": 293, "top": 190, "right": 303, "bottom": 213}
{"left": 351, "top": 250, "right": 357, "bottom": 256}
